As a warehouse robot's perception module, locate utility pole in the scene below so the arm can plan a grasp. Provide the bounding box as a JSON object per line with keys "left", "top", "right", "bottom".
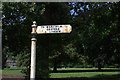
{"left": 30, "top": 21, "right": 37, "bottom": 80}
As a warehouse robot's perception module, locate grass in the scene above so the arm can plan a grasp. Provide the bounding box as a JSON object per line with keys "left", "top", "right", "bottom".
{"left": 50, "top": 68, "right": 120, "bottom": 78}
{"left": 1, "top": 67, "right": 120, "bottom": 78}
{"left": 50, "top": 72, "right": 120, "bottom": 78}
{"left": 0, "top": 70, "right": 2, "bottom": 74}
{"left": 2, "top": 67, "right": 26, "bottom": 76}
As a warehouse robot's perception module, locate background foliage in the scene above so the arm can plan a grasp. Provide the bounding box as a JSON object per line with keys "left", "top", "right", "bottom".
{"left": 2, "top": 2, "right": 120, "bottom": 78}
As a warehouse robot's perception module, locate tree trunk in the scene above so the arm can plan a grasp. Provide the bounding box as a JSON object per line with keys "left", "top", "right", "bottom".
{"left": 53, "top": 61, "right": 57, "bottom": 72}
{"left": 2, "top": 54, "right": 7, "bottom": 69}
{"left": 98, "top": 61, "right": 102, "bottom": 71}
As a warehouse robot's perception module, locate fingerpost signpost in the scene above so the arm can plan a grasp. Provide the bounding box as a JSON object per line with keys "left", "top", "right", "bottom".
{"left": 30, "top": 21, "right": 72, "bottom": 80}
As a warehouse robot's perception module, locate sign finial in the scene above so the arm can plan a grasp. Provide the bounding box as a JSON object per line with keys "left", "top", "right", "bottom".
{"left": 31, "top": 21, "right": 37, "bottom": 34}
{"left": 33, "top": 21, "right": 36, "bottom": 25}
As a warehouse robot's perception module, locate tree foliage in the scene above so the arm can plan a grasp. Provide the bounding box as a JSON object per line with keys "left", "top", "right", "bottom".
{"left": 2, "top": 2, "right": 120, "bottom": 78}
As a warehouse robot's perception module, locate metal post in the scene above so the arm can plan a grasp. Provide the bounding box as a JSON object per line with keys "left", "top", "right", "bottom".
{"left": 30, "top": 21, "right": 37, "bottom": 80}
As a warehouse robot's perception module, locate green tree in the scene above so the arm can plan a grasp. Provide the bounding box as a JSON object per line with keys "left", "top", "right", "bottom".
{"left": 72, "top": 2, "right": 120, "bottom": 69}
{"left": 2, "top": 2, "right": 49, "bottom": 78}
{"left": 2, "top": 2, "right": 73, "bottom": 78}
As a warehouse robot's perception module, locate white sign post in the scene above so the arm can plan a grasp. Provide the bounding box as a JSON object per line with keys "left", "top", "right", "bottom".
{"left": 30, "top": 21, "right": 37, "bottom": 80}
{"left": 30, "top": 21, "right": 72, "bottom": 80}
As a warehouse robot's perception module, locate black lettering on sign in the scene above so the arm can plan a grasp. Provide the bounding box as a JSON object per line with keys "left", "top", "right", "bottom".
{"left": 65, "top": 26, "right": 67, "bottom": 28}
{"left": 52, "top": 31, "right": 55, "bottom": 33}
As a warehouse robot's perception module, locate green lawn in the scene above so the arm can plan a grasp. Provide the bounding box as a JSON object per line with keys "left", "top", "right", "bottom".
{"left": 0, "top": 70, "right": 2, "bottom": 74}
{"left": 2, "top": 67, "right": 120, "bottom": 78}
{"left": 50, "top": 72, "right": 120, "bottom": 78}
{"left": 2, "top": 67, "right": 26, "bottom": 76}
{"left": 50, "top": 68, "right": 120, "bottom": 78}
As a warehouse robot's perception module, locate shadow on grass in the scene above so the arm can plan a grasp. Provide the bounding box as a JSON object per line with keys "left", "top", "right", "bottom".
{"left": 2, "top": 69, "right": 120, "bottom": 80}
{"left": 91, "top": 73, "right": 120, "bottom": 78}
{"left": 29, "top": 73, "right": 120, "bottom": 80}
{"left": 35, "top": 74, "right": 120, "bottom": 80}
{"left": 2, "top": 78, "right": 120, "bottom": 80}
{"left": 2, "top": 74, "right": 120, "bottom": 80}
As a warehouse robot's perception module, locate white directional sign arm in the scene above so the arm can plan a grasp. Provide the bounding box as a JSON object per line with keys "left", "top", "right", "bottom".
{"left": 36, "top": 25, "right": 72, "bottom": 34}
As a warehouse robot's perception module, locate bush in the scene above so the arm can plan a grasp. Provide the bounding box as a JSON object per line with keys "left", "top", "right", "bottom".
{"left": 114, "top": 64, "right": 119, "bottom": 68}
{"left": 103, "top": 64, "right": 108, "bottom": 68}
{"left": 73, "top": 64, "right": 93, "bottom": 68}
{"left": 5, "top": 64, "right": 10, "bottom": 68}
{"left": 73, "top": 65, "right": 84, "bottom": 68}
{"left": 86, "top": 65, "right": 93, "bottom": 68}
